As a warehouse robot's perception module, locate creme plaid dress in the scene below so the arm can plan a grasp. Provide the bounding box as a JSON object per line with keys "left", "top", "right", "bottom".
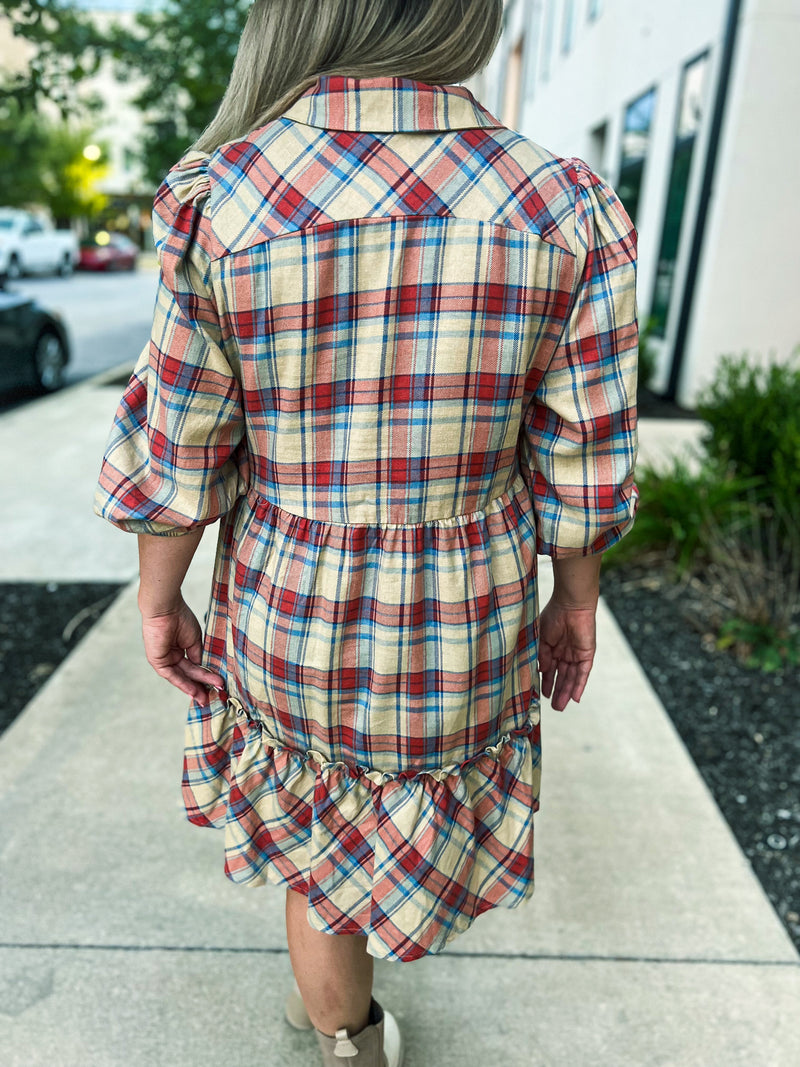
{"left": 95, "top": 75, "right": 639, "bottom": 962}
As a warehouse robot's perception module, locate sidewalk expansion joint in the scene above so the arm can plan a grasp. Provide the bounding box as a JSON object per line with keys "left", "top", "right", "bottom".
{"left": 0, "top": 942, "right": 797, "bottom": 967}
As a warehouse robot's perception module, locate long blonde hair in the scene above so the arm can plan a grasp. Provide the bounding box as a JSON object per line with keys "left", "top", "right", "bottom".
{"left": 192, "top": 0, "right": 504, "bottom": 154}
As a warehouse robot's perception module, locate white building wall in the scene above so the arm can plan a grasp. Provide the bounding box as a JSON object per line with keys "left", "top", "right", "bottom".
{"left": 469, "top": 0, "right": 800, "bottom": 408}
{"left": 681, "top": 0, "right": 800, "bottom": 404}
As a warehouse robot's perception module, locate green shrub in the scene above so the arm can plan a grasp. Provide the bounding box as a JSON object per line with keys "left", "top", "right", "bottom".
{"left": 695, "top": 348, "right": 800, "bottom": 512}
{"left": 608, "top": 348, "right": 800, "bottom": 670}
{"left": 603, "top": 456, "right": 760, "bottom": 575}
{"left": 716, "top": 619, "right": 800, "bottom": 672}
{"left": 702, "top": 493, "right": 800, "bottom": 670}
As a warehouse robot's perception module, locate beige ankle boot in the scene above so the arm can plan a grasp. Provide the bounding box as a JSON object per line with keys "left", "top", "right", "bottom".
{"left": 314, "top": 997, "right": 403, "bottom": 1067}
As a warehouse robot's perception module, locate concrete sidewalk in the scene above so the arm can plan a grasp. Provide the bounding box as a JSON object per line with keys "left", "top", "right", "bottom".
{"left": 0, "top": 378, "right": 798, "bottom": 1066}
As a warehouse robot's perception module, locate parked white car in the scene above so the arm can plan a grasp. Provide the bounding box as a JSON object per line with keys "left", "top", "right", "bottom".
{"left": 0, "top": 209, "right": 80, "bottom": 279}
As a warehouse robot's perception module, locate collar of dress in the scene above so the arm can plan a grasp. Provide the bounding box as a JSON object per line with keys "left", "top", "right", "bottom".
{"left": 281, "top": 74, "right": 503, "bottom": 133}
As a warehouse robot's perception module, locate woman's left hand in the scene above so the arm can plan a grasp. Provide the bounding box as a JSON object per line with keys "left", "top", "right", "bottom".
{"left": 140, "top": 596, "right": 225, "bottom": 705}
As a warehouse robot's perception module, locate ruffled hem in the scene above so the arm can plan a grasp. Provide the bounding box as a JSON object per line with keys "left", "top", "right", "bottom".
{"left": 182, "top": 693, "right": 541, "bottom": 962}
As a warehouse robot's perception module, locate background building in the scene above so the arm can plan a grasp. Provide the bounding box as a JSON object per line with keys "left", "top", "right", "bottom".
{"left": 468, "top": 0, "right": 800, "bottom": 408}
{"left": 78, "top": 6, "right": 150, "bottom": 203}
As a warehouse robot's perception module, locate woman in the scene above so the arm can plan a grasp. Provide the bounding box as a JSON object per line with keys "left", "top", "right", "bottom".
{"left": 95, "top": 1, "right": 639, "bottom": 1063}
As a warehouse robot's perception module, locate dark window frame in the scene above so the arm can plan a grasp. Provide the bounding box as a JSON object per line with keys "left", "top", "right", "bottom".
{"left": 616, "top": 83, "right": 658, "bottom": 229}
{"left": 649, "top": 49, "right": 711, "bottom": 339}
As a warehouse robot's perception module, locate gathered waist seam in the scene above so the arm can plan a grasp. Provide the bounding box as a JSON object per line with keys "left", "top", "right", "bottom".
{"left": 227, "top": 694, "right": 540, "bottom": 784}
{"left": 245, "top": 469, "right": 529, "bottom": 530}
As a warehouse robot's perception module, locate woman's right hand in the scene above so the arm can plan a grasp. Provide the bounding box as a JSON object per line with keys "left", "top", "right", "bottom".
{"left": 537, "top": 596, "right": 597, "bottom": 711}
{"left": 140, "top": 596, "right": 225, "bottom": 706}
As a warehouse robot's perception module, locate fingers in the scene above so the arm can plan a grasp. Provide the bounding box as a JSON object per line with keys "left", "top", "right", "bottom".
{"left": 539, "top": 663, "right": 556, "bottom": 699}
{"left": 549, "top": 666, "right": 568, "bottom": 711}
{"left": 155, "top": 664, "right": 214, "bottom": 704}
{"left": 551, "top": 664, "right": 577, "bottom": 711}
{"left": 539, "top": 645, "right": 574, "bottom": 708}
{"left": 545, "top": 657, "right": 594, "bottom": 711}
{"left": 180, "top": 660, "right": 225, "bottom": 690}
{"left": 570, "top": 659, "right": 593, "bottom": 704}
{"left": 538, "top": 643, "right": 555, "bottom": 699}
{"left": 149, "top": 658, "right": 226, "bottom": 705}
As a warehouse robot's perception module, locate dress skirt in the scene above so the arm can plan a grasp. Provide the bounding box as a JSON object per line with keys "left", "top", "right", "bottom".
{"left": 181, "top": 469, "right": 542, "bottom": 962}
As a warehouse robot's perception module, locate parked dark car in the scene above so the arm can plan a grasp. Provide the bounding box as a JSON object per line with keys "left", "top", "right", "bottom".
{"left": 0, "top": 275, "right": 71, "bottom": 393}
{"left": 78, "top": 231, "right": 139, "bottom": 272}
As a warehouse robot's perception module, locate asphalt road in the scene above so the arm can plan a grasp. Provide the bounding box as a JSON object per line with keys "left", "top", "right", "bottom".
{"left": 1, "top": 263, "right": 159, "bottom": 409}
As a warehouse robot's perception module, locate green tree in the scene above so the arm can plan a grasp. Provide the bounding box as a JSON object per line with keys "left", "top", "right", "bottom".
{"left": 0, "top": 1, "right": 107, "bottom": 116}
{"left": 37, "top": 122, "right": 110, "bottom": 225}
{"left": 3, "top": 2, "right": 249, "bottom": 186}
{"left": 0, "top": 103, "right": 109, "bottom": 220}
{"left": 1, "top": 2, "right": 109, "bottom": 213}
{"left": 107, "top": 0, "right": 250, "bottom": 184}
{"left": 0, "top": 99, "right": 48, "bottom": 207}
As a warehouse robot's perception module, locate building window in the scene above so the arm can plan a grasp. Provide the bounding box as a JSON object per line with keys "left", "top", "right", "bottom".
{"left": 502, "top": 36, "right": 525, "bottom": 130}
{"left": 650, "top": 52, "right": 710, "bottom": 338}
{"left": 588, "top": 0, "right": 603, "bottom": 20}
{"left": 617, "top": 86, "right": 657, "bottom": 228}
{"left": 588, "top": 120, "right": 608, "bottom": 175}
{"left": 562, "top": 0, "right": 576, "bottom": 53}
{"left": 541, "top": 0, "right": 557, "bottom": 81}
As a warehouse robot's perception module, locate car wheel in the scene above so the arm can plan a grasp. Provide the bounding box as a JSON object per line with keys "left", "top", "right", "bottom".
{"left": 33, "top": 331, "right": 67, "bottom": 392}
{"left": 57, "top": 253, "right": 73, "bottom": 278}
{"left": 7, "top": 254, "right": 22, "bottom": 280}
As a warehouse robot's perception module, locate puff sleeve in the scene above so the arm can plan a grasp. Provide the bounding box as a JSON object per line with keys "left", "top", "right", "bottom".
{"left": 518, "top": 159, "right": 639, "bottom": 557}
{"left": 93, "top": 151, "right": 248, "bottom": 536}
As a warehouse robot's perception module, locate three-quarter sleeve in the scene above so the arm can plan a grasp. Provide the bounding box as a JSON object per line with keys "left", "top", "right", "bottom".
{"left": 519, "top": 159, "right": 639, "bottom": 558}
{"left": 94, "top": 152, "right": 248, "bottom": 537}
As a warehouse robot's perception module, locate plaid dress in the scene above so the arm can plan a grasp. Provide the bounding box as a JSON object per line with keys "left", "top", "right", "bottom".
{"left": 95, "top": 75, "right": 639, "bottom": 962}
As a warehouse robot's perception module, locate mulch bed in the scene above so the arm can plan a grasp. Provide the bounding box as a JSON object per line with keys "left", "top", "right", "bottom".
{"left": 600, "top": 564, "right": 800, "bottom": 952}
{"left": 0, "top": 582, "right": 124, "bottom": 736}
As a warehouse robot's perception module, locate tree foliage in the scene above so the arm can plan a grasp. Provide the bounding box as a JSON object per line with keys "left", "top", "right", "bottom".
{"left": 1, "top": 2, "right": 108, "bottom": 217}
{"left": 0, "top": 0, "right": 107, "bottom": 116}
{"left": 0, "top": 100, "right": 48, "bottom": 208}
{"left": 2, "top": 1, "right": 250, "bottom": 187}
{"left": 0, "top": 98, "right": 109, "bottom": 220}
{"left": 37, "top": 122, "right": 110, "bottom": 224}
{"left": 106, "top": 1, "right": 250, "bottom": 184}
